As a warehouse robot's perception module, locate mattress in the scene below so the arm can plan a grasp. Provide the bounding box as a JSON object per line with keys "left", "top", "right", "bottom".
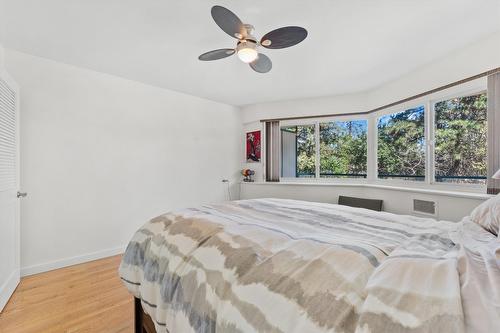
{"left": 119, "top": 198, "right": 500, "bottom": 333}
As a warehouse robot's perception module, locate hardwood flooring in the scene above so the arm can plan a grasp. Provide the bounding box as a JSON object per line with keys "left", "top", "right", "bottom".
{"left": 0, "top": 255, "right": 133, "bottom": 333}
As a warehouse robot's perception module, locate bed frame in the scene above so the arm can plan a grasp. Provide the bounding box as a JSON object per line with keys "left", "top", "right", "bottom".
{"left": 135, "top": 297, "right": 157, "bottom": 333}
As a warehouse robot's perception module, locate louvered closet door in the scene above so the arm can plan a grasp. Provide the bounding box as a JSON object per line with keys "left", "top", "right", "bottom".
{"left": 0, "top": 71, "right": 20, "bottom": 312}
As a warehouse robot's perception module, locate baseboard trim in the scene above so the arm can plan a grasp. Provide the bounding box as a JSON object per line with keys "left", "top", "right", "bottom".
{"left": 20, "top": 245, "right": 126, "bottom": 277}
{"left": 0, "top": 269, "right": 20, "bottom": 312}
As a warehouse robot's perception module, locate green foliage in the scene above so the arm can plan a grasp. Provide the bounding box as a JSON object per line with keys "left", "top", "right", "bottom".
{"left": 435, "top": 94, "right": 487, "bottom": 183}
{"left": 377, "top": 107, "right": 425, "bottom": 179}
{"left": 295, "top": 125, "right": 316, "bottom": 176}
{"left": 320, "top": 121, "right": 367, "bottom": 177}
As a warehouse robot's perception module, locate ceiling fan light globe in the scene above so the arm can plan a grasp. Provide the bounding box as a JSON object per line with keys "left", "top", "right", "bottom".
{"left": 237, "top": 48, "right": 258, "bottom": 63}
{"left": 236, "top": 40, "right": 258, "bottom": 63}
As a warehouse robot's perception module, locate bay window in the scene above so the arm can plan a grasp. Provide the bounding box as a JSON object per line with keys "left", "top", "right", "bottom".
{"left": 274, "top": 80, "right": 491, "bottom": 191}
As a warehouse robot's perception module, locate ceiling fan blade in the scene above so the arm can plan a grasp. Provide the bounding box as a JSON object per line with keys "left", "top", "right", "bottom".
{"left": 250, "top": 54, "right": 272, "bottom": 73}
{"left": 198, "top": 49, "right": 235, "bottom": 61}
{"left": 260, "top": 26, "right": 308, "bottom": 49}
{"left": 211, "top": 5, "right": 246, "bottom": 39}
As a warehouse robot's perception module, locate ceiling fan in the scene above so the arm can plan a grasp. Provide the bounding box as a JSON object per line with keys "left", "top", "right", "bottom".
{"left": 198, "top": 5, "right": 308, "bottom": 73}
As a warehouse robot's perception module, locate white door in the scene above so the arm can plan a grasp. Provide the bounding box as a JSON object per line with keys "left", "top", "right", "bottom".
{"left": 0, "top": 66, "right": 21, "bottom": 312}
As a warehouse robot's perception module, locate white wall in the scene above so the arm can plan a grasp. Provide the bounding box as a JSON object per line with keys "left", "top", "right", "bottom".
{"left": 366, "top": 30, "right": 500, "bottom": 109}
{"left": 241, "top": 93, "right": 368, "bottom": 124}
{"left": 0, "top": 44, "right": 4, "bottom": 68}
{"left": 241, "top": 183, "right": 488, "bottom": 222}
{"left": 5, "top": 50, "right": 242, "bottom": 275}
{"left": 241, "top": 31, "right": 500, "bottom": 123}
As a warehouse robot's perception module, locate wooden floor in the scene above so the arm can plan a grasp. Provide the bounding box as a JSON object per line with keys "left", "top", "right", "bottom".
{"left": 0, "top": 255, "right": 133, "bottom": 333}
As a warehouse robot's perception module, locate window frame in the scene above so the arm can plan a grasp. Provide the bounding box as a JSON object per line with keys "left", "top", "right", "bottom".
{"left": 373, "top": 101, "right": 427, "bottom": 185}
{"left": 280, "top": 114, "right": 369, "bottom": 182}
{"left": 276, "top": 78, "right": 487, "bottom": 193}
{"left": 429, "top": 88, "right": 488, "bottom": 190}
{"left": 280, "top": 121, "right": 318, "bottom": 179}
{"left": 318, "top": 118, "right": 369, "bottom": 179}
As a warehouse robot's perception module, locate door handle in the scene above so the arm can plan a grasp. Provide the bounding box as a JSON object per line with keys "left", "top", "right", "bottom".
{"left": 17, "top": 191, "right": 27, "bottom": 198}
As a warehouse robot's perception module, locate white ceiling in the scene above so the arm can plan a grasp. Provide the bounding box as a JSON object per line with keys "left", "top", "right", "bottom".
{"left": 1, "top": 0, "right": 499, "bottom": 106}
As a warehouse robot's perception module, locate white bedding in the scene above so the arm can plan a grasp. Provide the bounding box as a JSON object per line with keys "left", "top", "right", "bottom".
{"left": 119, "top": 198, "right": 500, "bottom": 332}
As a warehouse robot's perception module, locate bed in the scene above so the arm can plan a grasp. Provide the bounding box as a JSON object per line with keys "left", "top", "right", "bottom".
{"left": 119, "top": 198, "right": 500, "bottom": 333}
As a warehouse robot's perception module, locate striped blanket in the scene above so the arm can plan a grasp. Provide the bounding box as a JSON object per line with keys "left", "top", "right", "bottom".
{"left": 119, "top": 198, "right": 500, "bottom": 332}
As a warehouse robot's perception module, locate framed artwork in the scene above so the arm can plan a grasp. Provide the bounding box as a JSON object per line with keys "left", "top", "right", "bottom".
{"left": 246, "top": 130, "right": 261, "bottom": 163}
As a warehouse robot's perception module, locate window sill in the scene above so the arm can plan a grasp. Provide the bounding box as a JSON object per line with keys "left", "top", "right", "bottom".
{"left": 240, "top": 181, "right": 492, "bottom": 200}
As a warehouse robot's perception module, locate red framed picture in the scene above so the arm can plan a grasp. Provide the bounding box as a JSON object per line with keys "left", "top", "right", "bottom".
{"left": 246, "top": 130, "right": 261, "bottom": 163}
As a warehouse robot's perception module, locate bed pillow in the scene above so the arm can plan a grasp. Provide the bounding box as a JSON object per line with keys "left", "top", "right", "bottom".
{"left": 470, "top": 194, "right": 500, "bottom": 236}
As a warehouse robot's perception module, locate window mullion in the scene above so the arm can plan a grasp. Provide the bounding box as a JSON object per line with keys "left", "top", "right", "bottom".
{"left": 367, "top": 115, "right": 377, "bottom": 182}
{"left": 426, "top": 101, "right": 436, "bottom": 185}
{"left": 315, "top": 121, "right": 320, "bottom": 179}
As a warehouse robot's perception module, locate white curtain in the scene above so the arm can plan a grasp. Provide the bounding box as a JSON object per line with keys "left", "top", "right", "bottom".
{"left": 265, "top": 121, "right": 280, "bottom": 182}
{"left": 487, "top": 73, "right": 500, "bottom": 194}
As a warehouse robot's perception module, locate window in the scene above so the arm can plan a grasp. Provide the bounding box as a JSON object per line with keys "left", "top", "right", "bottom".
{"left": 320, "top": 120, "right": 367, "bottom": 178}
{"left": 434, "top": 93, "right": 487, "bottom": 184}
{"left": 281, "top": 125, "right": 315, "bottom": 178}
{"left": 377, "top": 106, "right": 425, "bottom": 181}
{"left": 273, "top": 80, "right": 490, "bottom": 190}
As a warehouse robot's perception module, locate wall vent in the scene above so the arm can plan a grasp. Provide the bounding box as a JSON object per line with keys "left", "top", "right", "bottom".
{"left": 413, "top": 199, "right": 437, "bottom": 216}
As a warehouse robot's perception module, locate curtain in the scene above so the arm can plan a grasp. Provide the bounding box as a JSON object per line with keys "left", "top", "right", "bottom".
{"left": 265, "top": 121, "right": 280, "bottom": 182}
{"left": 487, "top": 73, "right": 500, "bottom": 194}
